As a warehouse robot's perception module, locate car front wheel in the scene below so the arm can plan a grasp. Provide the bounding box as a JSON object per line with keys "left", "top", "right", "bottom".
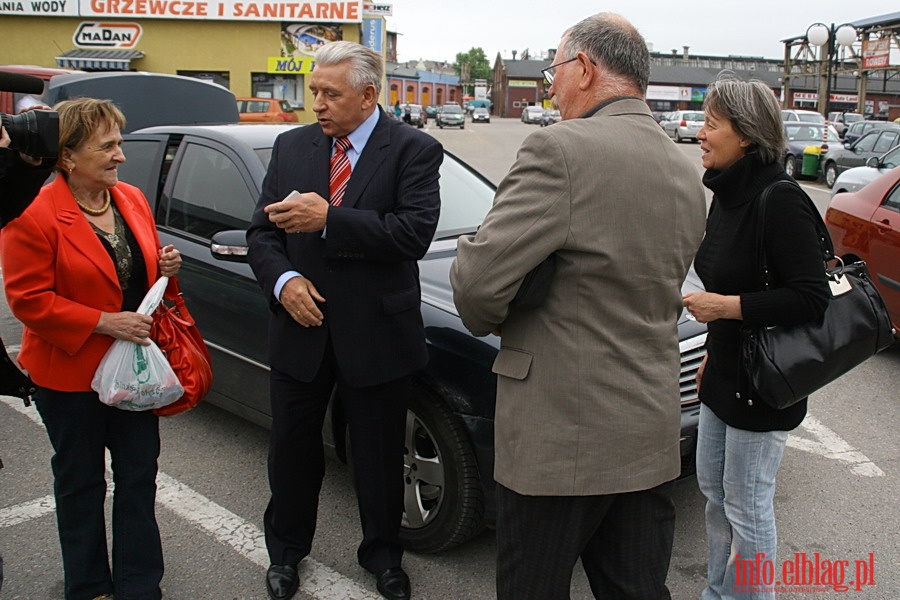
{"left": 784, "top": 155, "right": 797, "bottom": 178}
{"left": 824, "top": 162, "right": 838, "bottom": 188}
{"left": 398, "top": 380, "right": 485, "bottom": 553}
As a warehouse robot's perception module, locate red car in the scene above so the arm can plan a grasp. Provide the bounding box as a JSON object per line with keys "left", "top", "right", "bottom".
{"left": 825, "top": 166, "right": 900, "bottom": 336}
{"left": 235, "top": 97, "right": 298, "bottom": 123}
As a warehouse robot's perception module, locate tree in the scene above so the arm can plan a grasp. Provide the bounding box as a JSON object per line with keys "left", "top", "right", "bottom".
{"left": 454, "top": 48, "right": 491, "bottom": 96}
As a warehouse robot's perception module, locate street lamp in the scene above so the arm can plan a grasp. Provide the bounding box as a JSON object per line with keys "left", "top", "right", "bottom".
{"left": 806, "top": 22, "right": 857, "bottom": 116}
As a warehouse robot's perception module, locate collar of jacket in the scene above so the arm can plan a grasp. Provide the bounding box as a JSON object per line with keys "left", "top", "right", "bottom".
{"left": 580, "top": 96, "right": 645, "bottom": 118}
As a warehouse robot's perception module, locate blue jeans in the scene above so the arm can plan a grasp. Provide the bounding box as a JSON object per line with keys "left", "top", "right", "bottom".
{"left": 696, "top": 403, "right": 789, "bottom": 600}
{"left": 34, "top": 388, "right": 163, "bottom": 600}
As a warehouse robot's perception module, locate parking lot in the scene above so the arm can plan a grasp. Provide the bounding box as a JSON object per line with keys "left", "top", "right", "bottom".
{"left": 1, "top": 116, "right": 898, "bottom": 600}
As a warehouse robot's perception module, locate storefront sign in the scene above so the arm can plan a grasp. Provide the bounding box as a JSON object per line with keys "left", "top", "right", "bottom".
{"left": 268, "top": 56, "right": 315, "bottom": 74}
{"left": 362, "top": 2, "right": 390, "bottom": 16}
{"left": 1, "top": 0, "right": 363, "bottom": 22}
{"left": 508, "top": 80, "right": 537, "bottom": 88}
{"left": 862, "top": 38, "right": 890, "bottom": 69}
{"left": 362, "top": 17, "right": 382, "bottom": 53}
{"left": 73, "top": 21, "right": 142, "bottom": 47}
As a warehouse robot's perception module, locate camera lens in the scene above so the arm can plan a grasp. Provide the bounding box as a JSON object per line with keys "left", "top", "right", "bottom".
{"left": 1, "top": 110, "right": 59, "bottom": 159}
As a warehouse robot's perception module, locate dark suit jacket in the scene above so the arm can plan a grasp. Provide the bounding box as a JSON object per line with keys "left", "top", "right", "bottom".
{"left": 247, "top": 109, "right": 443, "bottom": 387}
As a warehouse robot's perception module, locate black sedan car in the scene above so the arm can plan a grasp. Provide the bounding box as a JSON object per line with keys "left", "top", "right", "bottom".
{"left": 782, "top": 122, "right": 840, "bottom": 180}
{"left": 117, "top": 123, "right": 707, "bottom": 554}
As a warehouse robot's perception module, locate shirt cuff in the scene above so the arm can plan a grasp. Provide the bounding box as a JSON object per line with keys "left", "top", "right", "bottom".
{"left": 274, "top": 271, "right": 302, "bottom": 302}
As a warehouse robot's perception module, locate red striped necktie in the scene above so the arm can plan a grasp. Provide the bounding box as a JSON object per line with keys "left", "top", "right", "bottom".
{"left": 329, "top": 137, "right": 352, "bottom": 206}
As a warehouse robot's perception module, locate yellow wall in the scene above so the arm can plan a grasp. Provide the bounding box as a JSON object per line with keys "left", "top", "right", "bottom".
{"left": 1, "top": 16, "right": 366, "bottom": 124}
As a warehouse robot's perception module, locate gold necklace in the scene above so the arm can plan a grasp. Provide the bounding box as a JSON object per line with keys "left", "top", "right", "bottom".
{"left": 73, "top": 190, "right": 111, "bottom": 216}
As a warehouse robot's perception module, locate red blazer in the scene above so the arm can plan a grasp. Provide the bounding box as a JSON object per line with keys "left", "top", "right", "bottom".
{"left": 1, "top": 175, "right": 162, "bottom": 392}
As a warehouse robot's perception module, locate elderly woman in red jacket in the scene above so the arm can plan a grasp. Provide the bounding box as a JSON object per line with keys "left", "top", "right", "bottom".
{"left": 2, "top": 97, "right": 181, "bottom": 600}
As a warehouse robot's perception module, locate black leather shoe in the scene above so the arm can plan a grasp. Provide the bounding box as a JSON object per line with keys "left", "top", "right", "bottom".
{"left": 375, "top": 567, "right": 411, "bottom": 600}
{"left": 266, "top": 564, "right": 299, "bottom": 600}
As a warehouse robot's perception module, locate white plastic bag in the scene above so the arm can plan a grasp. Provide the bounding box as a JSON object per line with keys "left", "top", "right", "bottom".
{"left": 91, "top": 277, "right": 185, "bottom": 410}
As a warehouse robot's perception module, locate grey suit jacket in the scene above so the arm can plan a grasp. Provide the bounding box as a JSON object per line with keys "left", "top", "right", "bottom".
{"left": 450, "top": 98, "right": 706, "bottom": 496}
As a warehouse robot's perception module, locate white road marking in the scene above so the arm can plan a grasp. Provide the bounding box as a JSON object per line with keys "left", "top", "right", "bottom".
{"left": 787, "top": 413, "right": 885, "bottom": 477}
{"left": 0, "top": 394, "right": 380, "bottom": 600}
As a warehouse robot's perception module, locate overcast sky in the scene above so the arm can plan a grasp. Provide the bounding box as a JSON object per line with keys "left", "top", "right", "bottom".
{"left": 385, "top": 2, "right": 889, "bottom": 64}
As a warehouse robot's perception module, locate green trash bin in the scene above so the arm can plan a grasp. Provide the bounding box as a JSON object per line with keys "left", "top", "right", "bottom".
{"left": 801, "top": 146, "right": 821, "bottom": 177}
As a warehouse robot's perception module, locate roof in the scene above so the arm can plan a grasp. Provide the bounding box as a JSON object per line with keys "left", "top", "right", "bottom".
{"left": 781, "top": 12, "right": 900, "bottom": 42}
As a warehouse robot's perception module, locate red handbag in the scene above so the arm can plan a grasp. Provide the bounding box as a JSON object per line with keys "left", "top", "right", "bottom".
{"left": 150, "top": 277, "right": 213, "bottom": 417}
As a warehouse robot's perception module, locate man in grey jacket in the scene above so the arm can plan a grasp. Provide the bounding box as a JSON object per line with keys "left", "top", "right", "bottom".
{"left": 450, "top": 13, "right": 706, "bottom": 600}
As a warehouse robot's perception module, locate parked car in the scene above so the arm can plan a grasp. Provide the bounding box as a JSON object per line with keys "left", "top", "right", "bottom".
{"left": 831, "top": 145, "right": 900, "bottom": 197}
{"left": 235, "top": 97, "right": 298, "bottom": 123}
{"left": 825, "top": 165, "right": 900, "bottom": 336}
{"left": 436, "top": 103, "right": 465, "bottom": 129}
{"left": 471, "top": 106, "right": 490, "bottom": 123}
{"left": 828, "top": 111, "right": 864, "bottom": 137}
{"left": 423, "top": 105, "right": 437, "bottom": 118}
{"left": 117, "top": 123, "right": 708, "bottom": 553}
{"left": 651, "top": 111, "right": 671, "bottom": 124}
{"left": 821, "top": 128, "right": 900, "bottom": 188}
{"left": 842, "top": 121, "right": 900, "bottom": 145}
{"left": 540, "top": 109, "right": 561, "bottom": 127}
{"left": 520, "top": 106, "right": 544, "bottom": 124}
{"left": 405, "top": 104, "right": 426, "bottom": 128}
{"left": 782, "top": 122, "right": 841, "bottom": 179}
{"left": 781, "top": 109, "right": 825, "bottom": 124}
{"left": 661, "top": 110, "right": 704, "bottom": 143}
{"left": 42, "top": 71, "right": 240, "bottom": 133}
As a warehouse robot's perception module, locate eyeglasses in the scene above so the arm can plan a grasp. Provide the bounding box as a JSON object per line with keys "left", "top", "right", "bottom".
{"left": 541, "top": 57, "right": 578, "bottom": 85}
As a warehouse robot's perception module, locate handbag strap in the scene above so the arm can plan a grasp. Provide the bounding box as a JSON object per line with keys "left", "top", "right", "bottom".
{"left": 753, "top": 179, "right": 835, "bottom": 290}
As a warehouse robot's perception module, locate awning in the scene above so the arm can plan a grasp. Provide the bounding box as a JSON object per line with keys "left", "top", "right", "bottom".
{"left": 55, "top": 50, "right": 145, "bottom": 71}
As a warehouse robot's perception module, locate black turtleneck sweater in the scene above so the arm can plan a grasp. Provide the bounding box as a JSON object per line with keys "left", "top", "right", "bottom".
{"left": 694, "top": 153, "right": 830, "bottom": 432}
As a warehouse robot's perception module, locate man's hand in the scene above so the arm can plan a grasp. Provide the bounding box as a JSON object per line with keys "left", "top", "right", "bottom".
{"left": 265, "top": 191, "right": 329, "bottom": 233}
{"left": 280, "top": 276, "right": 326, "bottom": 327}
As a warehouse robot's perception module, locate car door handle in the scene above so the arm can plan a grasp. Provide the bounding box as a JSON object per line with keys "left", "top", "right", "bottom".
{"left": 874, "top": 220, "right": 892, "bottom": 232}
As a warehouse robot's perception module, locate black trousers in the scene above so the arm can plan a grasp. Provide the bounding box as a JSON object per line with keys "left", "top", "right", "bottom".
{"left": 34, "top": 388, "right": 163, "bottom": 600}
{"left": 496, "top": 480, "right": 676, "bottom": 600}
{"left": 264, "top": 343, "right": 408, "bottom": 574}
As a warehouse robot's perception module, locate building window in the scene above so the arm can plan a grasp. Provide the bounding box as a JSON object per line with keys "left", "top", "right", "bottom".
{"left": 250, "top": 73, "right": 303, "bottom": 109}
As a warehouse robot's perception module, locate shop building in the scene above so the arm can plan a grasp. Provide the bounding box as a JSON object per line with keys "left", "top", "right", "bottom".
{"left": 0, "top": 0, "right": 394, "bottom": 124}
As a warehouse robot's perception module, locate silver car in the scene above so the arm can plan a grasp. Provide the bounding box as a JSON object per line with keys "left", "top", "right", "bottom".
{"left": 662, "top": 110, "right": 704, "bottom": 143}
{"left": 830, "top": 145, "right": 900, "bottom": 197}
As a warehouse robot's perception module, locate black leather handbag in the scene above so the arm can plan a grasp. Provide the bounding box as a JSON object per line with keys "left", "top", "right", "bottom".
{"left": 740, "top": 181, "right": 895, "bottom": 410}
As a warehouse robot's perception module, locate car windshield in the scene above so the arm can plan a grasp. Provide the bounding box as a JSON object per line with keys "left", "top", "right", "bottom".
{"left": 785, "top": 124, "right": 825, "bottom": 142}
{"left": 798, "top": 113, "right": 825, "bottom": 123}
{"left": 844, "top": 114, "right": 864, "bottom": 124}
{"left": 442, "top": 105, "right": 462, "bottom": 114}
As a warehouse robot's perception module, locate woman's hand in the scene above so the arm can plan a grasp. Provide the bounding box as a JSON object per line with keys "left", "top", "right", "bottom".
{"left": 96, "top": 311, "right": 154, "bottom": 345}
{"left": 158, "top": 244, "right": 182, "bottom": 278}
{"left": 682, "top": 291, "right": 743, "bottom": 323}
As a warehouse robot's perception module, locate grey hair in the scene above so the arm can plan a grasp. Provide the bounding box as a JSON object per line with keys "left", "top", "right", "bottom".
{"left": 562, "top": 13, "right": 650, "bottom": 94}
{"left": 703, "top": 73, "right": 786, "bottom": 165}
{"left": 314, "top": 41, "right": 384, "bottom": 97}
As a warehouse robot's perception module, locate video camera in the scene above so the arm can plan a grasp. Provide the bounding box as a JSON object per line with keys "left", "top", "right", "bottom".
{"left": 0, "top": 70, "right": 59, "bottom": 159}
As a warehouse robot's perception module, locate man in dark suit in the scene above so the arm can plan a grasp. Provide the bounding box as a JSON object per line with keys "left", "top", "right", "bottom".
{"left": 247, "top": 41, "right": 442, "bottom": 600}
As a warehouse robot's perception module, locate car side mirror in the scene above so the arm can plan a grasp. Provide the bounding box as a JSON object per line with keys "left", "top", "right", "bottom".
{"left": 865, "top": 156, "right": 880, "bottom": 168}
{"left": 210, "top": 229, "right": 249, "bottom": 263}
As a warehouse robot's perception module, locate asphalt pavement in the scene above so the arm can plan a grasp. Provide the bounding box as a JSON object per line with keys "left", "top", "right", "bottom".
{"left": 1, "top": 117, "right": 897, "bottom": 599}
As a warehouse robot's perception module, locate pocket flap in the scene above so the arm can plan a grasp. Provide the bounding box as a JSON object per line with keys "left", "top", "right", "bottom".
{"left": 492, "top": 347, "right": 533, "bottom": 380}
{"left": 382, "top": 286, "right": 420, "bottom": 314}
